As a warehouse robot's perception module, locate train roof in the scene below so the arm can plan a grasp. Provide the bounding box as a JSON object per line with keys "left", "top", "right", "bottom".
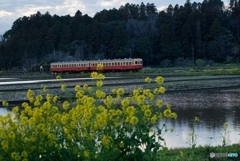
{"left": 50, "top": 58, "right": 142, "bottom": 64}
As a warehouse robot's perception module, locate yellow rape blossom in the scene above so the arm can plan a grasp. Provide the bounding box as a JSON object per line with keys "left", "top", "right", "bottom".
{"left": 119, "top": 141, "right": 124, "bottom": 148}
{"left": 12, "top": 106, "right": 19, "bottom": 113}
{"left": 53, "top": 96, "right": 59, "bottom": 103}
{"left": 91, "top": 72, "right": 98, "bottom": 79}
{"left": 11, "top": 152, "right": 21, "bottom": 161}
{"left": 158, "top": 86, "right": 165, "bottom": 94}
{"left": 132, "top": 88, "right": 141, "bottom": 96}
{"left": 96, "top": 90, "right": 106, "bottom": 99}
{"left": 36, "top": 95, "right": 43, "bottom": 101}
{"left": 130, "top": 116, "right": 138, "bottom": 125}
{"left": 21, "top": 151, "right": 28, "bottom": 158}
{"left": 171, "top": 112, "right": 177, "bottom": 119}
{"left": 137, "top": 95, "right": 145, "bottom": 104}
{"left": 42, "top": 86, "right": 48, "bottom": 92}
{"left": 96, "top": 80, "right": 103, "bottom": 87}
{"left": 9, "top": 131, "right": 15, "bottom": 139}
{"left": 151, "top": 115, "right": 158, "bottom": 124}
{"left": 97, "top": 63, "right": 104, "bottom": 70}
{"left": 126, "top": 106, "right": 135, "bottom": 115}
{"left": 155, "top": 76, "right": 164, "bottom": 84}
{"left": 2, "top": 100, "right": 8, "bottom": 107}
{"left": 61, "top": 84, "right": 66, "bottom": 91}
{"left": 62, "top": 101, "right": 70, "bottom": 110}
{"left": 83, "top": 84, "right": 88, "bottom": 90}
{"left": 84, "top": 151, "right": 90, "bottom": 157}
{"left": 97, "top": 73, "right": 105, "bottom": 80}
{"left": 103, "top": 95, "right": 113, "bottom": 108}
{"left": 194, "top": 116, "right": 200, "bottom": 122}
{"left": 74, "top": 85, "right": 81, "bottom": 91}
{"left": 116, "top": 88, "right": 124, "bottom": 96}
{"left": 61, "top": 115, "right": 68, "bottom": 125}
{"left": 163, "top": 109, "right": 172, "bottom": 118}
{"left": 156, "top": 99, "right": 163, "bottom": 108}
{"left": 56, "top": 75, "right": 61, "bottom": 79}
{"left": 144, "top": 77, "right": 151, "bottom": 83}
{"left": 121, "top": 97, "right": 130, "bottom": 107}
{"left": 144, "top": 109, "right": 152, "bottom": 117}
{"left": 27, "top": 89, "right": 34, "bottom": 99}
{"left": 223, "top": 122, "right": 228, "bottom": 129}
{"left": 101, "top": 135, "right": 111, "bottom": 149}
{"left": 34, "top": 100, "right": 40, "bottom": 106}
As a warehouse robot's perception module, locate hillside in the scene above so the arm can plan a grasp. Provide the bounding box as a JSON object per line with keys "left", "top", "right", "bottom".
{"left": 0, "top": 0, "right": 240, "bottom": 71}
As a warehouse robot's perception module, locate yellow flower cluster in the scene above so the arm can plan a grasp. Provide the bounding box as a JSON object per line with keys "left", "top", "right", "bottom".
{"left": 97, "top": 63, "right": 104, "bottom": 71}
{"left": 91, "top": 72, "right": 105, "bottom": 80}
{"left": 144, "top": 77, "right": 151, "bottom": 83}
{"left": 155, "top": 76, "right": 164, "bottom": 84}
{"left": 56, "top": 75, "right": 61, "bottom": 79}
{"left": 223, "top": 122, "right": 228, "bottom": 129}
{"left": 0, "top": 72, "right": 177, "bottom": 160}
{"left": 194, "top": 116, "right": 200, "bottom": 122}
{"left": 2, "top": 100, "right": 8, "bottom": 107}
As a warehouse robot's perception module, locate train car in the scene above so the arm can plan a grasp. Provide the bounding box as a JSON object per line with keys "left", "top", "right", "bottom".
{"left": 50, "top": 58, "right": 143, "bottom": 73}
{"left": 89, "top": 58, "right": 143, "bottom": 71}
{"left": 50, "top": 61, "right": 89, "bottom": 73}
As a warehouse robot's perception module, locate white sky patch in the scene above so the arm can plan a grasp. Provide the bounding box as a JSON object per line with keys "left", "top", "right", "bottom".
{"left": 157, "top": 6, "right": 168, "bottom": 12}
{"left": 0, "top": 10, "right": 13, "bottom": 17}
{"left": 99, "top": 0, "right": 123, "bottom": 8}
{"left": 15, "top": 6, "right": 54, "bottom": 17}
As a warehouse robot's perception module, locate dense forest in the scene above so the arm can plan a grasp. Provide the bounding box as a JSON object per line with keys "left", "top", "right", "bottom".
{"left": 0, "top": 0, "right": 240, "bottom": 71}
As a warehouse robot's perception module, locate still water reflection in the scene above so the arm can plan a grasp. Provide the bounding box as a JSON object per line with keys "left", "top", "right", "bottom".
{"left": 160, "top": 107, "right": 240, "bottom": 148}
{"left": 160, "top": 88, "right": 240, "bottom": 148}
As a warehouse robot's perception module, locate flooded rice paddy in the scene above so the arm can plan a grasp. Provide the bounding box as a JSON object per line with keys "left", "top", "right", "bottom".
{"left": 0, "top": 77, "right": 239, "bottom": 148}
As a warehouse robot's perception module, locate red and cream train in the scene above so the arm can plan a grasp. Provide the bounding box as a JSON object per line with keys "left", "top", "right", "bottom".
{"left": 50, "top": 58, "right": 143, "bottom": 73}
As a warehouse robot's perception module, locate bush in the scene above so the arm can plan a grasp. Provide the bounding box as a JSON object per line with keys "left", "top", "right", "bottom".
{"left": 0, "top": 65, "right": 177, "bottom": 161}
{"left": 174, "top": 57, "right": 194, "bottom": 67}
{"left": 195, "top": 59, "right": 205, "bottom": 69}
{"left": 160, "top": 59, "right": 172, "bottom": 67}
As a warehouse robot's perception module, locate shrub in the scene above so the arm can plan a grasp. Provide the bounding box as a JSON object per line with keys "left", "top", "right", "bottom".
{"left": 195, "top": 59, "right": 205, "bottom": 69}
{"left": 0, "top": 66, "right": 177, "bottom": 161}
